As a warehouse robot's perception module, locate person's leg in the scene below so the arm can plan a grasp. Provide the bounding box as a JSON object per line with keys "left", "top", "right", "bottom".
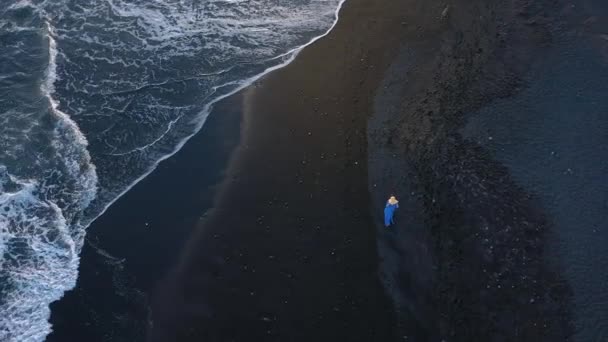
{"left": 384, "top": 209, "right": 391, "bottom": 227}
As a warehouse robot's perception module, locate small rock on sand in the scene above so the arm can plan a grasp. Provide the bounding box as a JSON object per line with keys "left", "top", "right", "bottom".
{"left": 441, "top": 6, "right": 450, "bottom": 19}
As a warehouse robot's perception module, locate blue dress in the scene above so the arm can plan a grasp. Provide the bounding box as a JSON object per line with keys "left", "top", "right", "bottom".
{"left": 384, "top": 202, "right": 399, "bottom": 227}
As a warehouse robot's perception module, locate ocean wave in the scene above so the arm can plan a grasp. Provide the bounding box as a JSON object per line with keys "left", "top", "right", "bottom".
{"left": 0, "top": 15, "right": 98, "bottom": 342}
{"left": 0, "top": 0, "right": 344, "bottom": 340}
{"left": 0, "top": 170, "right": 72, "bottom": 342}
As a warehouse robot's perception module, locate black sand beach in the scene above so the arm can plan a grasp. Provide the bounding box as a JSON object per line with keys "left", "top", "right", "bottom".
{"left": 48, "top": 0, "right": 608, "bottom": 341}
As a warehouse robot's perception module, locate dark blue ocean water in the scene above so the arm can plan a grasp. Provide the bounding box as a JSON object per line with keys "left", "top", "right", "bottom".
{"left": 0, "top": 1, "right": 342, "bottom": 340}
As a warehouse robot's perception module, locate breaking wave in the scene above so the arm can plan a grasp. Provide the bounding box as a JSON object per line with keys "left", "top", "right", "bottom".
{"left": 0, "top": 18, "right": 98, "bottom": 341}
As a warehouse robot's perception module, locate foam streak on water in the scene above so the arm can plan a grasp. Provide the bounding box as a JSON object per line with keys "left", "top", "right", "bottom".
{"left": 0, "top": 0, "right": 344, "bottom": 340}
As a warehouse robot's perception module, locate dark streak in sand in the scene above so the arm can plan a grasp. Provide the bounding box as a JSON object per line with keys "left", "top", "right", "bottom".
{"left": 148, "top": 0, "right": 413, "bottom": 340}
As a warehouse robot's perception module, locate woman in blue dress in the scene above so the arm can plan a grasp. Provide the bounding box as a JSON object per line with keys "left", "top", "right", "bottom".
{"left": 384, "top": 195, "right": 399, "bottom": 227}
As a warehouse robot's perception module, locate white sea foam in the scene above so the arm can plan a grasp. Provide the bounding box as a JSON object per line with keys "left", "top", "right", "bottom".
{"left": 42, "top": 21, "right": 97, "bottom": 220}
{"left": 0, "top": 169, "right": 76, "bottom": 342}
{"left": 42, "top": 22, "right": 90, "bottom": 148}
{"left": 7, "top": 0, "right": 33, "bottom": 11}
{"left": 0, "top": 19, "right": 98, "bottom": 341}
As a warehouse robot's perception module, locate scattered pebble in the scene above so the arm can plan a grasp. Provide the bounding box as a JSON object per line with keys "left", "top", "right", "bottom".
{"left": 441, "top": 6, "right": 450, "bottom": 19}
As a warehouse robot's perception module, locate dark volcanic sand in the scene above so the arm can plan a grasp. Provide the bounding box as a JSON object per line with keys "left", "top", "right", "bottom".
{"left": 148, "top": 0, "right": 414, "bottom": 340}
{"left": 369, "top": 0, "right": 605, "bottom": 341}
{"left": 48, "top": 0, "right": 608, "bottom": 340}
{"left": 149, "top": 0, "right": 576, "bottom": 340}
{"left": 367, "top": 0, "right": 575, "bottom": 340}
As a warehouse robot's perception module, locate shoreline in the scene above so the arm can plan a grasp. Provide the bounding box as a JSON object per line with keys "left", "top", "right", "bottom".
{"left": 78, "top": 0, "right": 347, "bottom": 232}
{"left": 47, "top": 94, "right": 245, "bottom": 341}
{"left": 45, "top": 0, "right": 608, "bottom": 340}
{"left": 47, "top": 4, "right": 347, "bottom": 340}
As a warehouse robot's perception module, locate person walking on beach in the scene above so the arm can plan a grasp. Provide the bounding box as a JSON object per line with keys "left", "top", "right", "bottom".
{"left": 384, "top": 195, "right": 399, "bottom": 227}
